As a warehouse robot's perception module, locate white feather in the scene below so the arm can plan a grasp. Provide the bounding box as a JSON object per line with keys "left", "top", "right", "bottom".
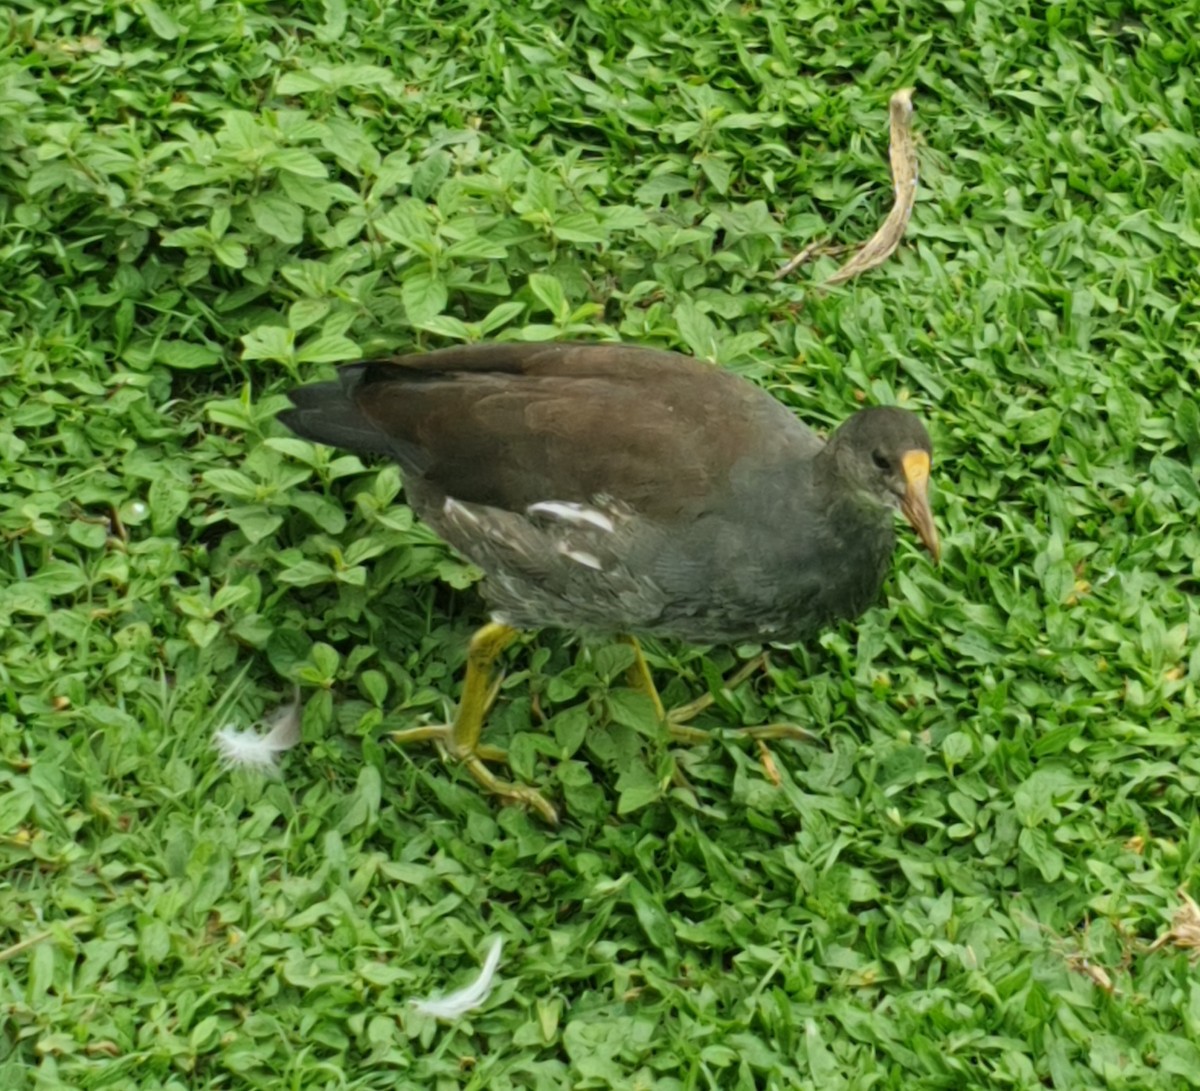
{"left": 411, "top": 937, "right": 503, "bottom": 1020}
{"left": 213, "top": 692, "right": 302, "bottom": 774}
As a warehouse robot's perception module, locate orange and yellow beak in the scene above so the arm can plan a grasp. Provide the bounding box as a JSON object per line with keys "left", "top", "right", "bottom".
{"left": 899, "top": 450, "right": 940, "bottom": 563}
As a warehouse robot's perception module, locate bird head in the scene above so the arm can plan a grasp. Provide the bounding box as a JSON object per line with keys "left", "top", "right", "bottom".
{"left": 826, "top": 406, "right": 940, "bottom": 562}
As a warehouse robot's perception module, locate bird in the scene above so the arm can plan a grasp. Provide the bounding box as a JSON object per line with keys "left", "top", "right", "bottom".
{"left": 279, "top": 341, "right": 939, "bottom": 823}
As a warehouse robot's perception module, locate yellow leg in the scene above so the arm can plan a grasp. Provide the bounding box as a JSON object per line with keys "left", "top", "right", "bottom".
{"left": 621, "top": 634, "right": 666, "bottom": 721}
{"left": 391, "top": 623, "right": 558, "bottom": 824}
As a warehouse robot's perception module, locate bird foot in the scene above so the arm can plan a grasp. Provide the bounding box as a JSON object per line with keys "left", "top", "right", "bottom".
{"left": 666, "top": 719, "right": 824, "bottom": 748}
{"left": 390, "top": 721, "right": 559, "bottom": 825}
{"left": 663, "top": 654, "right": 825, "bottom": 748}
{"left": 625, "top": 644, "right": 824, "bottom": 748}
{"left": 664, "top": 653, "right": 770, "bottom": 726}
{"left": 388, "top": 622, "right": 559, "bottom": 824}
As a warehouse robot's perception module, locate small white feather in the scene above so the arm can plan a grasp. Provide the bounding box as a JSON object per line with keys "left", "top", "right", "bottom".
{"left": 411, "top": 937, "right": 503, "bottom": 1020}
{"left": 213, "top": 692, "right": 302, "bottom": 774}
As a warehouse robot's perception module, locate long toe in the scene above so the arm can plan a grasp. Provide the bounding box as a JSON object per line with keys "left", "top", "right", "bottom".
{"left": 664, "top": 653, "right": 770, "bottom": 727}
{"left": 668, "top": 720, "right": 824, "bottom": 748}
{"left": 460, "top": 754, "right": 559, "bottom": 824}
{"left": 390, "top": 722, "right": 559, "bottom": 824}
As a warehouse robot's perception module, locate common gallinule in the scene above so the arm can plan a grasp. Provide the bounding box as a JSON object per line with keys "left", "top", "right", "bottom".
{"left": 279, "top": 342, "right": 939, "bottom": 822}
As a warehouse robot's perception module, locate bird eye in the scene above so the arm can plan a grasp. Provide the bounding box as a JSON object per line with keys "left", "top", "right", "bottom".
{"left": 871, "top": 450, "right": 890, "bottom": 471}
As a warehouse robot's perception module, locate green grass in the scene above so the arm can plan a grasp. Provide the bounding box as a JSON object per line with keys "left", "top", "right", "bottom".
{"left": 3, "top": 0, "right": 1200, "bottom": 1086}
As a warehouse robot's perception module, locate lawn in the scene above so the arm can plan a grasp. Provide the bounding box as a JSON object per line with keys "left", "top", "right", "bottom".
{"left": 3, "top": 0, "right": 1200, "bottom": 1087}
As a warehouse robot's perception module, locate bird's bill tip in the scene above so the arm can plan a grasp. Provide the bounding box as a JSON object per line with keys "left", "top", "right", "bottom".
{"left": 900, "top": 450, "right": 940, "bottom": 563}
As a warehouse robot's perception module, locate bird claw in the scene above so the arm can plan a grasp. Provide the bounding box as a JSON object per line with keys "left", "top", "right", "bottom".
{"left": 391, "top": 722, "right": 559, "bottom": 825}
{"left": 458, "top": 754, "right": 559, "bottom": 825}
{"left": 624, "top": 644, "right": 824, "bottom": 749}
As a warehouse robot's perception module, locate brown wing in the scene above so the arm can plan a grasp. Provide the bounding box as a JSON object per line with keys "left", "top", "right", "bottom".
{"left": 330, "top": 342, "right": 819, "bottom": 522}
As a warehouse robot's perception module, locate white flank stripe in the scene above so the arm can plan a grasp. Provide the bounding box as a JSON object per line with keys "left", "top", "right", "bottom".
{"left": 443, "top": 497, "right": 481, "bottom": 523}
{"left": 527, "top": 500, "right": 614, "bottom": 533}
{"left": 554, "top": 541, "right": 604, "bottom": 570}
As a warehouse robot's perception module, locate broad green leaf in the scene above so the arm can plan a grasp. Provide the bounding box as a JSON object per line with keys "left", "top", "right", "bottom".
{"left": 528, "top": 273, "right": 568, "bottom": 322}
{"left": 401, "top": 270, "right": 447, "bottom": 326}
{"left": 673, "top": 299, "right": 718, "bottom": 360}
{"left": 417, "top": 314, "right": 472, "bottom": 340}
{"left": 241, "top": 325, "right": 294, "bottom": 363}
{"left": 627, "top": 879, "right": 675, "bottom": 949}
{"left": 276, "top": 560, "right": 334, "bottom": 586}
{"left": 266, "top": 148, "right": 328, "bottom": 179}
{"left": 375, "top": 199, "right": 435, "bottom": 249}
{"left": 30, "top": 563, "right": 88, "bottom": 596}
{"left": 250, "top": 192, "right": 305, "bottom": 244}
{"left": 288, "top": 298, "right": 330, "bottom": 332}
{"left": 696, "top": 152, "right": 732, "bottom": 194}
{"left": 411, "top": 151, "right": 451, "bottom": 201}
{"left": 296, "top": 330, "right": 360, "bottom": 364}
{"left": 478, "top": 300, "right": 525, "bottom": 335}
{"left": 203, "top": 469, "right": 260, "bottom": 500}
{"left": 155, "top": 341, "right": 221, "bottom": 370}
{"left": 138, "top": 0, "right": 184, "bottom": 39}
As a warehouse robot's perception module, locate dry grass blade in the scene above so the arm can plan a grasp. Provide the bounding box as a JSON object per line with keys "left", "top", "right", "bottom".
{"left": 776, "top": 89, "right": 918, "bottom": 284}
{"left": 774, "top": 240, "right": 853, "bottom": 280}
{"left": 757, "top": 738, "right": 782, "bottom": 786}
{"left": 1065, "top": 950, "right": 1119, "bottom": 995}
{"left": 1147, "top": 888, "right": 1200, "bottom": 958}
{"left": 0, "top": 919, "right": 89, "bottom": 964}
{"left": 822, "top": 88, "right": 918, "bottom": 286}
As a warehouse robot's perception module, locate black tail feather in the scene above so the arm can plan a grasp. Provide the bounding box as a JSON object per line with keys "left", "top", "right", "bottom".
{"left": 278, "top": 371, "right": 393, "bottom": 456}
